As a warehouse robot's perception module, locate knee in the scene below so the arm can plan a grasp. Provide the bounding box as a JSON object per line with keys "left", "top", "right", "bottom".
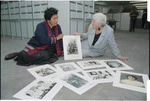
{"left": 40, "top": 51, "right": 50, "bottom": 60}
{"left": 82, "top": 49, "right": 90, "bottom": 57}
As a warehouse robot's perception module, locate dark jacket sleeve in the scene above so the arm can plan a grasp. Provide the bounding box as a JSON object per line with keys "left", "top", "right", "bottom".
{"left": 57, "top": 24, "right": 62, "bottom": 34}
{"left": 57, "top": 24, "right": 63, "bottom": 51}
{"left": 34, "top": 23, "right": 57, "bottom": 45}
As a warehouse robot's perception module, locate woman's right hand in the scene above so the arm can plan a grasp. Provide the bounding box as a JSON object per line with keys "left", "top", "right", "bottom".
{"left": 56, "top": 34, "right": 64, "bottom": 40}
{"left": 72, "top": 32, "right": 82, "bottom": 37}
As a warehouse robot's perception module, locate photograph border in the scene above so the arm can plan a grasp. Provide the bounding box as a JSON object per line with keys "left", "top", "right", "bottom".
{"left": 76, "top": 60, "right": 106, "bottom": 70}
{"left": 63, "top": 35, "right": 82, "bottom": 60}
{"left": 113, "top": 71, "right": 149, "bottom": 93}
{"left": 54, "top": 62, "right": 83, "bottom": 73}
{"left": 58, "top": 72, "right": 97, "bottom": 95}
{"left": 82, "top": 69, "right": 115, "bottom": 83}
{"left": 13, "top": 79, "right": 63, "bottom": 100}
{"left": 27, "top": 64, "right": 58, "bottom": 79}
{"left": 100, "top": 59, "right": 133, "bottom": 71}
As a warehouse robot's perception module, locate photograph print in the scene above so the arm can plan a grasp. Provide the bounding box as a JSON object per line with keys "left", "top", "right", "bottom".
{"left": 59, "top": 72, "right": 97, "bottom": 95}
{"left": 113, "top": 71, "right": 149, "bottom": 93}
{"left": 13, "top": 79, "right": 63, "bottom": 100}
{"left": 76, "top": 60, "right": 106, "bottom": 70}
{"left": 82, "top": 69, "right": 115, "bottom": 83}
{"left": 63, "top": 35, "right": 82, "bottom": 60}
{"left": 54, "top": 62, "right": 82, "bottom": 73}
{"left": 101, "top": 59, "right": 133, "bottom": 70}
{"left": 27, "top": 64, "right": 58, "bottom": 79}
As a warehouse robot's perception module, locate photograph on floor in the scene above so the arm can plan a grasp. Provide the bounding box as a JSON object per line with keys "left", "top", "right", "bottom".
{"left": 27, "top": 64, "right": 58, "bottom": 79}
{"left": 54, "top": 62, "right": 82, "bottom": 73}
{"left": 101, "top": 59, "right": 133, "bottom": 70}
{"left": 113, "top": 71, "right": 149, "bottom": 93}
{"left": 76, "top": 60, "right": 106, "bottom": 70}
{"left": 63, "top": 35, "right": 82, "bottom": 60}
{"left": 13, "top": 79, "right": 63, "bottom": 100}
{"left": 58, "top": 72, "right": 97, "bottom": 95}
{"left": 82, "top": 69, "right": 115, "bottom": 83}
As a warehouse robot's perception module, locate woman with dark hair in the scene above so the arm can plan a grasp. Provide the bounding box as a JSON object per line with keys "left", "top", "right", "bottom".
{"left": 5, "top": 7, "right": 64, "bottom": 66}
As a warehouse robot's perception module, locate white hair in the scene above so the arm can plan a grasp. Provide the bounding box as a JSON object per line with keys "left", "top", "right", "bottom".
{"left": 92, "top": 13, "right": 107, "bottom": 26}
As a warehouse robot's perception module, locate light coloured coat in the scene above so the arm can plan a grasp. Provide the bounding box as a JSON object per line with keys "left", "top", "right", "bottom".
{"left": 81, "top": 24, "right": 121, "bottom": 58}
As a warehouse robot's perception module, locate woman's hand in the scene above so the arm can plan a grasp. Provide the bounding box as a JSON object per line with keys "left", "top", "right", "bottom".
{"left": 56, "top": 34, "right": 64, "bottom": 40}
{"left": 119, "top": 57, "right": 129, "bottom": 61}
{"left": 73, "top": 32, "right": 83, "bottom": 37}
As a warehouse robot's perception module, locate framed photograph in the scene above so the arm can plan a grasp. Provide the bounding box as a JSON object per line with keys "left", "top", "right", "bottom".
{"left": 58, "top": 72, "right": 97, "bottom": 95}
{"left": 113, "top": 71, "right": 149, "bottom": 93}
{"left": 76, "top": 60, "right": 106, "bottom": 70}
{"left": 27, "top": 64, "right": 58, "bottom": 79}
{"left": 54, "top": 62, "right": 83, "bottom": 73}
{"left": 13, "top": 79, "right": 63, "bottom": 100}
{"left": 82, "top": 69, "right": 115, "bottom": 83}
{"left": 63, "top": 35, "right": 82, "bottom": 60}
{"left": 101, "top": 59, "right": 133, "bottom": 70}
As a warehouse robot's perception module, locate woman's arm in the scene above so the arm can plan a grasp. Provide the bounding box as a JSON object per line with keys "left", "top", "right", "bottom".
{"left": 107, "top": 29, "right": 128, "bottom": 60}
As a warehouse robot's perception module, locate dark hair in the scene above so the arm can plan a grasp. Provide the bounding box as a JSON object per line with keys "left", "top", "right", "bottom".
{"left": 44, "top": 7, "right": 58, "bottom": 21}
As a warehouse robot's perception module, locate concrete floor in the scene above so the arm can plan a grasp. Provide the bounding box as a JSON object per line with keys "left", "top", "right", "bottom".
{"left": 1, "top": 29, "right": 149, "bottom": 100}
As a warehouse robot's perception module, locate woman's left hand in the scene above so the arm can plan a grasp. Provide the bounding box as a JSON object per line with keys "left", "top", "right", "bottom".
{"left": 120, "top": 57, "right": 129, "bottom": 61}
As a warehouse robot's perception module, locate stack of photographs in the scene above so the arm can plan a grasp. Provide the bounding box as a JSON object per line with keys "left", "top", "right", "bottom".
{"left": 13, "top": 59, "right": 149, "bottom": 100}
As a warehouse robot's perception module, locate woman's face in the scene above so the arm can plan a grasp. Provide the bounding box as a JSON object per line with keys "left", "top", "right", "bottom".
{"left": 91, "top": 19, "right": 100, "bottom": 29}
{"left": 128, "top": 75, "right": 136, "bottom": 81}
{"left": 48, "top": 14, "right": 58, "bottom": 27}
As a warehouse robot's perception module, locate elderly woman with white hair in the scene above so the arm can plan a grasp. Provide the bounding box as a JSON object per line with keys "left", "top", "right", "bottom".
{"left": 73, "top": 13, "right": 128, "bottom": 61}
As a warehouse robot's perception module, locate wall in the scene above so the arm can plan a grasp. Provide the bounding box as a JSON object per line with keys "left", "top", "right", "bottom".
{"left": 70, "top": 1, "right": 94, "bottom": 33}
{"left": 1, "top": 1, "right": 70, "bottom": 39}
{"left": 120, "top": 13, "right": 130, "bottom": 30}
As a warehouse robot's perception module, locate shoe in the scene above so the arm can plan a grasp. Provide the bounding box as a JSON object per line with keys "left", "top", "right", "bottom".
{"left": 4, "top": 52, "right": 18, "bottom": 60}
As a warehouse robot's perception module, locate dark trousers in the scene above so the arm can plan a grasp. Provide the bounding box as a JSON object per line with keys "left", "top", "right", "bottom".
{"left": 130, "top": 19, "right": 136, "bottom": 32}
{"left": 142, "top": 19, "right": 146, "bottom": 28}
{"left": 15, "top": 46, "right": 58, "bottom": 66}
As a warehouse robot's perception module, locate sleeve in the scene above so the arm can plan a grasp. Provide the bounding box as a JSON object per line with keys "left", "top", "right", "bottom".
{"left": 35, "top": 23, "right": 57, "bottom": 45}
{"left": 82, "top": 24, "right": 93, "bottom": 40}
{"left": 57, "top": 24, "right": 62, "bottom": 34}
{"left": 107, "top": 29, "right": 122, "bottom": 59}
{"left": 82, "top": 33, "right": 88, "bottom": 40}
{"left": 57, "top": 24, "right": 63, "bottom": 51}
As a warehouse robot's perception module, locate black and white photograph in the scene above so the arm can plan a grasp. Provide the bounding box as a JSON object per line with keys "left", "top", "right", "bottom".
{"left": 62, "top": 73, "right": 88, "bottom": 88}
{"left": 76, "top": 60, "right": 106, "bottom": 70}
{"left": 27, "top": 64, "right": 58, "bottom": 79}
{"left": 54, "top": 62, "right": 82, "bottom": 73}
{"left": 59, "top": 73, "right": 97, "bottom": 95}
{"left": 113, "top": 71, "right": 149, "bottom": 93}
{"left": 101, "top": 59, "right": 133, "bottom": 70}
{"left": 67, "top": 39, "right": 78, "bottom": 55}
{"left": 13, "top": 79, "right": 63, "bottom": 100}
{"left": 120, "top": 73, "right": 145, "bottom": 88}
{"left": 63, "top": 35, "right": 82, "bottom": 60}
{"left": 82, "top": 69, "right": 115, "bottom": 83}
